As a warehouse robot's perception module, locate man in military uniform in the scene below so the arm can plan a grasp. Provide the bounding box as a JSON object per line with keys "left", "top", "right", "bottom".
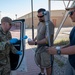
{"left": 28, "top": 8, "right": 54, "bottom": 75}
{"left": 0, "top": 17, "right": 22, "bottom": 75}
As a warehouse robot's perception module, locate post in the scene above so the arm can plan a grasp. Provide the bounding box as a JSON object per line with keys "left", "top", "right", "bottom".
{"left": 0, "top": 11, "right": 1, "bottom": 23}
{"left": 15, "top": 14, "right": 17, "bottom": 19}
{"left": 48, "top": 0, "right": 51, "bottom": 20}
{"left": 43, "top": 11, "right": 54, "bottom": 75}
{"left": 31, "top": 0, "right": 34, "bottom": 40}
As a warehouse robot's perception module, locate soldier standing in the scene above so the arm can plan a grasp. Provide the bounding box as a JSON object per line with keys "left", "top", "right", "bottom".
{"left": 0, "top": 17, "right": 22, "bottom": 75}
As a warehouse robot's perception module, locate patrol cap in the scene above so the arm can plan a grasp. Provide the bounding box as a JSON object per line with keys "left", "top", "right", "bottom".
{"left": 1, "top": 17, "right": 12, "bottom": 25}
{"left": 66, "top": 3, "right": 75, "bottom": 11}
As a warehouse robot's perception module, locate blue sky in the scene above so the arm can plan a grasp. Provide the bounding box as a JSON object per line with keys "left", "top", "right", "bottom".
{"left": 0, "top": 0, "right": 72, "bottom": 19}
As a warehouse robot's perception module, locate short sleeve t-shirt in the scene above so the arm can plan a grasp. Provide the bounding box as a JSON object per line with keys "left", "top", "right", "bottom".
{"left": 37, "top": 21, "right": 54, "bottom": 41}
{"left": 36, "top": 21, "right": 54, "bottom": 53}
{"left": 69, "top": 26, "right": 75, "bottom": 69}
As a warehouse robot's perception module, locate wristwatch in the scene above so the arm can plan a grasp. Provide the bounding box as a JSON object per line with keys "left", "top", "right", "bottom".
{"left": 56, "top": 46, "right": 61, "bottom": 55}
{"left": 35, "top": 41, "right": 37, "bottom": 45}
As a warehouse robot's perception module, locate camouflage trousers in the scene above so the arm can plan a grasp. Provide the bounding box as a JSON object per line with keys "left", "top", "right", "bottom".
{"left": 0, "top": 63, "right": 11, "bottom": 75}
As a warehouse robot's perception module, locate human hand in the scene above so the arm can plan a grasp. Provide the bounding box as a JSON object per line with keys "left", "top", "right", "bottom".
{"left": 28, "top": 38, "right": 35, "bottom": 45}
{"left": 16, "top": 51, "right": 22, "bottom": 55}
{"left": 46, "top": 46, "right": 56, "bottom": 54}
{"left": 9, "top": 38, "right": 18, "bottom": 44}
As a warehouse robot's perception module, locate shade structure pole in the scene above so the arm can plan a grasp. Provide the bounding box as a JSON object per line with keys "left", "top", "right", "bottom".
{"left": 54, "top": 1, "right": 74, "bottom": 41}
{"left": 31, "top": 0, "right": 34, "bottom": 40}
{"left": 48, "top": 1, "right": 54, "bottom": 75}
{"left": 48, "top": 0, "right": 51, "bottom": 20}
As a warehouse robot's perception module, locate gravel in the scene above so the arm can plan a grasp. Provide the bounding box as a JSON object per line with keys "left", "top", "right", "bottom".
{"left": 53, "top": 55, "right": 68, "bottom": 75}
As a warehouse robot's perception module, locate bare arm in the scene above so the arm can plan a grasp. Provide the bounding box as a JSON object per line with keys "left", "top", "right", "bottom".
{"left": 28, "top": 37, "right": 47, "bottom": 45}
{"left": 61, "top": 45, "right": 75, "bottom": 55}
{"left": 37, "top": 38, "right": 47, "bottom": 45}
{"left": 47, "top": 45, "right": 75, "bottom": 55}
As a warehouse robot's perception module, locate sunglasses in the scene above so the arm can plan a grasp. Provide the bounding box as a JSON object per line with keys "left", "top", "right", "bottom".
{"left": 9, "top": 23, "right": 12, "bottom": 26}
{"left": 69, "top": 10, "right": 75, "bottom": 16}
{"left": 37, "top": 15, "right": 44, "bottom": 18}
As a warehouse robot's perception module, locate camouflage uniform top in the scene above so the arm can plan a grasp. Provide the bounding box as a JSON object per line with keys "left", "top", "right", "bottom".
{"left": 0, "top": 27, "right": 17, "bottom": 65}
{"left": 36, "top": 21, "right": 54, "bottom": 53}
